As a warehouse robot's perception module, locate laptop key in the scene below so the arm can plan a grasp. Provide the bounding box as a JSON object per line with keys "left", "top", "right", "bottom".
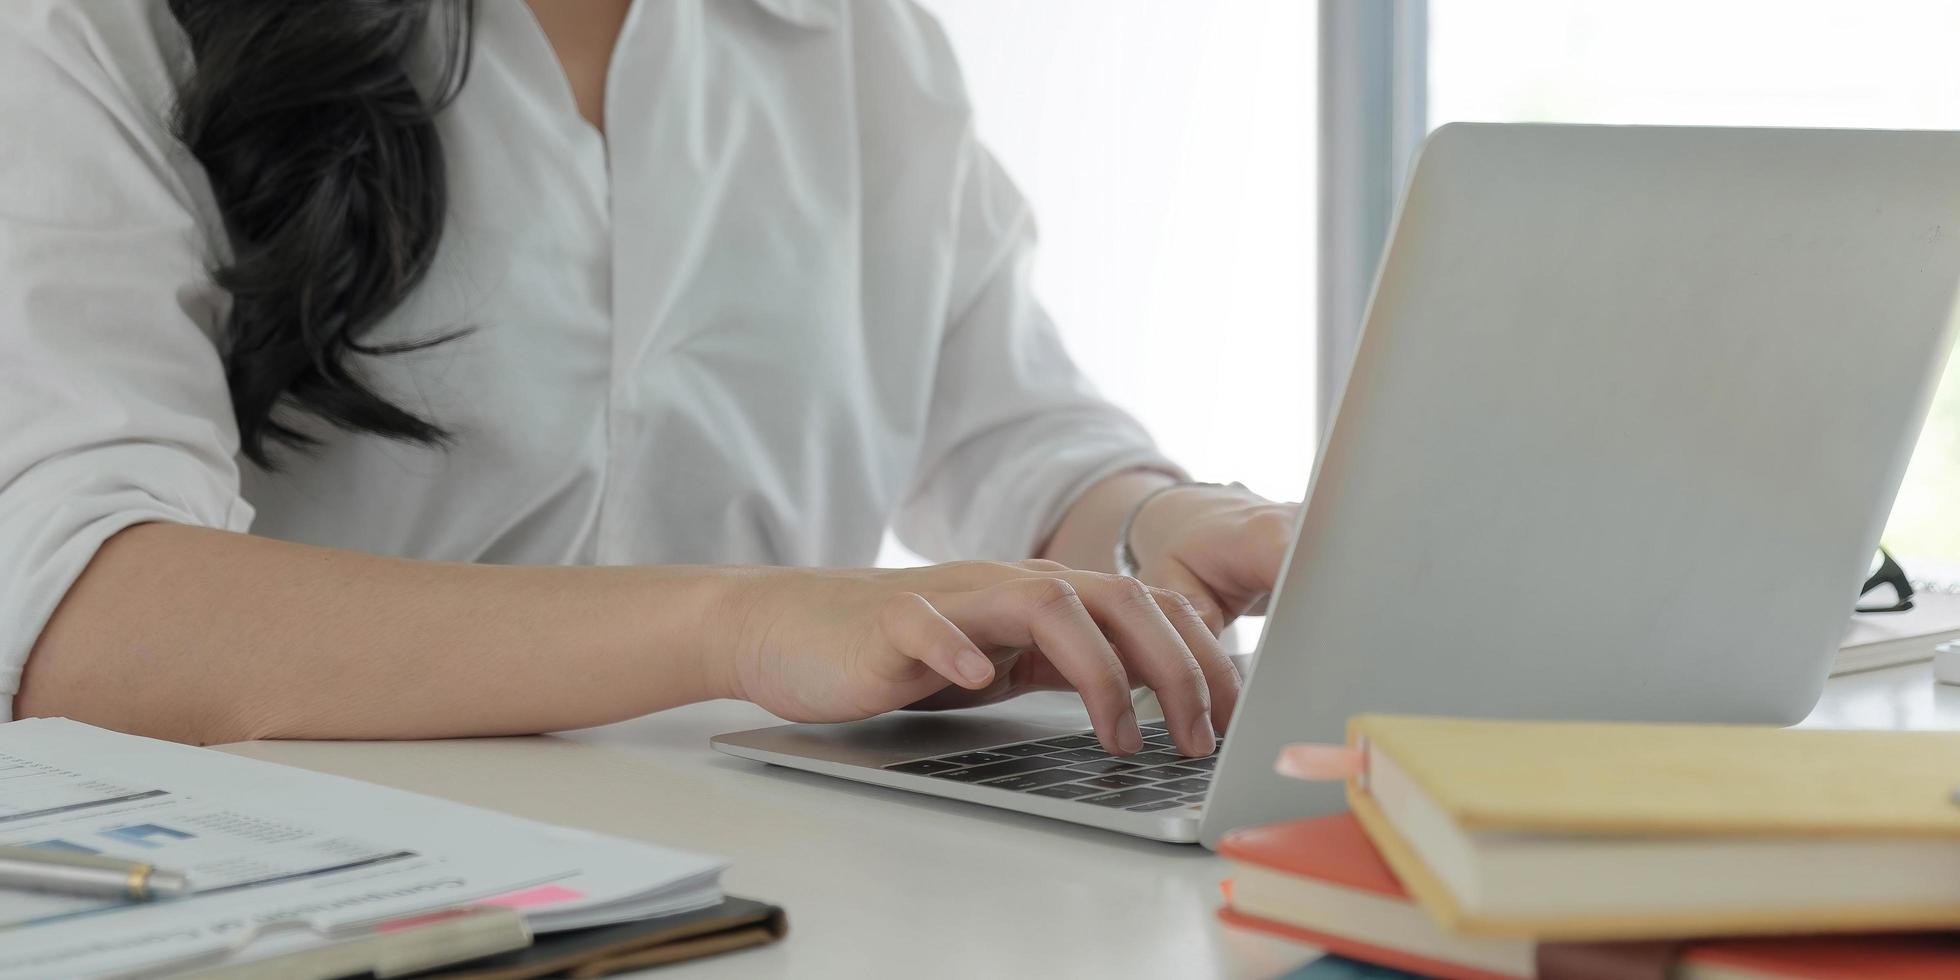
{"left": 1080, "top": 773, "right": 1151, "bottom": 790}
{"left": 1028, "top": 783, "right": 1103, "bottom": 800}
{"left": 1127, "top": 800, "right": 1185, "bottom": 812}
{"left": 1066, "top": 759, "right": 1142, "bottom": 774}
{"left": 1177, "top": 794, "right": 1207, "bottom": 803}
{"left": 1125, "top": 751, "right": 1196, "bottom": 767}
{"left": 929, "top": 768, "right": 994, "bottom": 783}
{"left": 936, "top": 751, "right": 1013, "bottom": 767}
{"left": 985, "top": 742, "right": 1056, "bottom": 758}
{"left": 1080, "top": 787, "right": 1179, "bottom": 808}
{"left": 1139, "top": 723, "right": 1171, "bottom": 736}
{"left": 883, "top": 758, "right": 963, "bottom": 775}
{"left": 1046, "top": 748, "right": 1114, "bottom": 763}
{"left": 1180, "top": 756, "right": 1218, "bottom": 771}
{"left": 1154, "top": 777, "right": 1212, "bottom": 794}
{"left": 1035, "top": 735, "right": 1099, "bottom": 750}
{"left": 928, "top": 756, "right": 1073, "bottom": 783}
{"left": 1130, "top": 764, "right": 1205, "bottom": 781}
{"left": 982, "top": 768, "right": 1088, "bottom": 791}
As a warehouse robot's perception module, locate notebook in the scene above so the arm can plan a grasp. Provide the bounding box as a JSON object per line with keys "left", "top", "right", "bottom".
{"left": 1219, "top": 812, "right": 1960, "bottom": 980}
{"left": 1342, "top": 714, "right": 1960, "bottom": 940}
{"left": 1837, "top": 591, "right": 1960, "bottom": 675}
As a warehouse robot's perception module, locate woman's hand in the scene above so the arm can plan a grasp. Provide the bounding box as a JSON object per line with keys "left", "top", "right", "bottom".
{"left": 1125, "top": 484, "right": 1300, "bottom": 633}
{"left": 717, "top": 561, "right": 1240, "bottom": 757}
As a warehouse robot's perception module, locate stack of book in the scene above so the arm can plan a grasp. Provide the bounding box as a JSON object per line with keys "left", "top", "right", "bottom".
{"left": 1218, "top": 715, "right": 1960, "bottom": 979}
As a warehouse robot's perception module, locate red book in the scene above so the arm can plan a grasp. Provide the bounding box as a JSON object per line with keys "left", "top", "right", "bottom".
{"left": 1217, "top": 813, "right": 1960, "bottom": 980}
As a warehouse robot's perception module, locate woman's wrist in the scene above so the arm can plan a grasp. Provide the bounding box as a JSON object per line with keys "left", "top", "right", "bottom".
{"left": 1040, "top": 469, "right": 1181, "bottom": 572}
{"left": 1116, "top": 481, "right": 1244, "bottom": 576}
{"left": 668, "top": 565, "right": 778, "bottom": 704}
{"left": 1124, "top": 482, "right": 1256, "bottom": 573}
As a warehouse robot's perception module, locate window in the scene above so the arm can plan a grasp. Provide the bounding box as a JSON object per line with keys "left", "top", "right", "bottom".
{"left": 895, "top": 1, "right": 1317, "bottom": 556}
{"left": 1430, "top": 0, "right": 1960, "bottom": 580}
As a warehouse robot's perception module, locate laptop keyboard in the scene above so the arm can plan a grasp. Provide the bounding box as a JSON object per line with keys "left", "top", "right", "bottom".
{"left": 881, "top": 722, "right": 1218, "bottom": 814}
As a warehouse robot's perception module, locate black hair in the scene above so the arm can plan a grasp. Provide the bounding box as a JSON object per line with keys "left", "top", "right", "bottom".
{"left": 167, "top": 0, "right": 477, "bottom": 467}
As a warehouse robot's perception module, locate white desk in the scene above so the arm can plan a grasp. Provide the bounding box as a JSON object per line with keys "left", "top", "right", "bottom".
{"left": 220, "top": 662, "right": 1960, "bottom": 979}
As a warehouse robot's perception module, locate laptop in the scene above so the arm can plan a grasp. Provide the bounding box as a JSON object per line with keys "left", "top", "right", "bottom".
{"left": 713, "top": 123, "right": 1960, "bottom": 846}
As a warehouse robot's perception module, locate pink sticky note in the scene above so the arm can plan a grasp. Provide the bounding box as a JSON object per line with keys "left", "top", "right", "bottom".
{"left": 374, "top": 884, "right": 588, "bottom": 933}
{"left": 1274, "top": 742, "right": 1366, "bottom": 781}
{"left": 478, "top": 884, "right": 586, "bottom": 910}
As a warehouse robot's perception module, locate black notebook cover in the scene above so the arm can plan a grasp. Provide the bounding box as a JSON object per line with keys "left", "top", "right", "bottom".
{"left": 418, "top": 896, "right": 787, "bottom": 979}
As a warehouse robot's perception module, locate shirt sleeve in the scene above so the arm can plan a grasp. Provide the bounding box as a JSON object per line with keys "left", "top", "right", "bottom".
{"left": 0, "top": 10, "right": 253, "bottom": 721}
{"left": 894, "top": 136, "right": 1183, "bottom": 562}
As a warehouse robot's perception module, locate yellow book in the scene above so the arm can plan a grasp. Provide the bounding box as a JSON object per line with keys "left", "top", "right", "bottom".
{"left": 1342, "top": 715, "right": 1960, "bottom": 942}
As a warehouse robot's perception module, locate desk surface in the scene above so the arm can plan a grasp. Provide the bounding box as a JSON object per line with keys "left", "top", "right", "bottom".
{"left": 220, "top": 661, "right": 1960, "bottom": 980}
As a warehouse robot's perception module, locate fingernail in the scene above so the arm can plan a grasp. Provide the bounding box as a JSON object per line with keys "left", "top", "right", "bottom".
{"left": 1186, "top": 717, "right": 1217, "bottom": 757}
{"left": 1116, "top": 711, "right": 1144, "bottom": 754}
{"left": 956, "top": 649, "right": 993, "bottom": 686}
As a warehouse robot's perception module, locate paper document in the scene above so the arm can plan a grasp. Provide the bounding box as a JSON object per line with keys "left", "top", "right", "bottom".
{"left": 1837, "top": 590, "right": 1960, "bottom": 675}
{"left": 0, "top": 718, "right": 726, "bottom": 979}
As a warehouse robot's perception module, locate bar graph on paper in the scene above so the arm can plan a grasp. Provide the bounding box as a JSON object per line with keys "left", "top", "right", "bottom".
{"left": 0, "top": 752, "right": 166, "bottom": 824}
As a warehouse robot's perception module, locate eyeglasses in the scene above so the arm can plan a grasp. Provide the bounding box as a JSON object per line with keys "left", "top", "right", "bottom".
{"left": 1857, "top": 547, "right": 1915, "bottom": 614}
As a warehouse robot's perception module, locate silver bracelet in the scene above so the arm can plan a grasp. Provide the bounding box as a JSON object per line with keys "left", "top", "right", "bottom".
{"left": 1114, "top": 481, "right": 1243, "bottom": 577}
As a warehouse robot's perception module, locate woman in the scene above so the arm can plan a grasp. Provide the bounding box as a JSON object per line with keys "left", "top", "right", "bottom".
{"left": 0, "top": 0, "right": 1297, "bottom": 756}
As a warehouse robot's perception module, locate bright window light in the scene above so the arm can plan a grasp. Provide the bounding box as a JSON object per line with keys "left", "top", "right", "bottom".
{"left": 882, "top": 1, "right": 1318, "bottom": 570}
{"left": 1431, "top": 0, "right": 1960, "bottom": 579}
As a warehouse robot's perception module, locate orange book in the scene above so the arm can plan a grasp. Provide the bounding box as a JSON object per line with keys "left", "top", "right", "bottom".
{"left": 1218, "top": 813, "right": 1960, "bottom": 980}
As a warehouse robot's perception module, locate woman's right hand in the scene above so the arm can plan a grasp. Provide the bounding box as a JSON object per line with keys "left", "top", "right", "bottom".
{"left": 716, "top": 561, "right": 1241, "bottom": 758}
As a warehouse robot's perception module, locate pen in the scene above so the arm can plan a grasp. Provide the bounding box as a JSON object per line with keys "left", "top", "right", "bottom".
{"left": 0, "top": 845, "right": 190, "bottom": 901}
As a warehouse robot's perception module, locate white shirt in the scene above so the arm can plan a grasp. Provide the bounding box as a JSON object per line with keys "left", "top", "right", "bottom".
{"left": 0, "top": 0, "right": 1173, "bottom": 720}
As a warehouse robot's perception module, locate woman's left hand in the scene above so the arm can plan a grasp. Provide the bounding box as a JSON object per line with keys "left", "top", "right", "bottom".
{"left": 1125, "top": 484, "right": 1300, "bottom": 633}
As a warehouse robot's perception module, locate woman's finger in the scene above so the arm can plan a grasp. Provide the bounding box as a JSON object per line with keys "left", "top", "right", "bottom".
{"left": 904, "top": 661, "right": 1023, "bottom": 710}
{"left": 877, "top": 592, "right": 994, "bottom": 691}
{"left": 1168, "top": 507, "right": 1294, "bottom": 624}
{"left": 1140, "top": 559, "right": 1242, "bottom": 734}
{"left": 931, "top": 578, "right": 1143, "bottom": 755}
{"left": 1218, "top": 507, "right": 1297, "bottom": 610}
{"left": 1064, "top": 572, "right": 1215, "bottom": 757}
{"left": 1148, "top": 584, "right": 1241, "bottom": 736}
{"left": 1144, "top": 557, "right": 1228, "bottom": 634}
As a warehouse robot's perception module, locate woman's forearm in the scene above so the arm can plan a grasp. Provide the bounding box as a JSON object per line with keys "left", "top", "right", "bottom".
{"left": 14, "top": 523, "right": 741, "bottom": 745}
